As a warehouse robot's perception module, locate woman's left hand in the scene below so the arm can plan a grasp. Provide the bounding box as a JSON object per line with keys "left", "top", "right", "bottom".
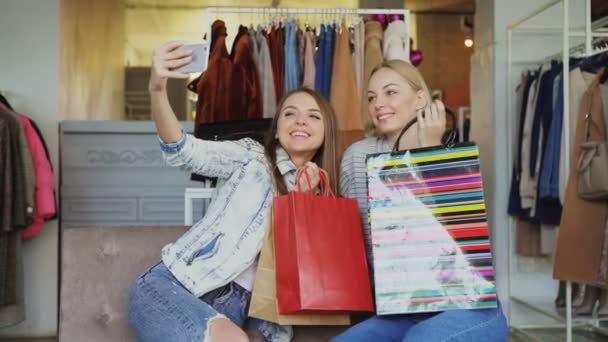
{"left": 297, "top": 162, "right": 320, "bottom": 193}
{"left": 417, "top": 100, "right": 447, "bottom": 147}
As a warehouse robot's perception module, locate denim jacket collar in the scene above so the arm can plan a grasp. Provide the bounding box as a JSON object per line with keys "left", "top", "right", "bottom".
{"left": 275, "top": 147, "right": 297, "bottom": 191}
{"left": 276, "top": 147, "right": 296, "bottom": 176}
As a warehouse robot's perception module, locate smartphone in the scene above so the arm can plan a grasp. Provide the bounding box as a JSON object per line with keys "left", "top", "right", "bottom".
{"left": 174, "top": 43, "right": 210, "bottom": 74}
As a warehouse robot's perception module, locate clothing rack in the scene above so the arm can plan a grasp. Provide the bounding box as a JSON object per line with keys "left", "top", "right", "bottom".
{"left": 506, "top": 1, "right": 608, "bottom": 341}
{"left": 204, "top": 7, "right": 410, "bottom": 58}
{"left": 514, "top": 36, "right": 608, "bottom": 64}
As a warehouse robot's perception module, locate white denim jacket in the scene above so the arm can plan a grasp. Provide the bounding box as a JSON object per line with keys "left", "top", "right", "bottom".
{"left": 159, "top": 132, "right": 297, "bottom": 298}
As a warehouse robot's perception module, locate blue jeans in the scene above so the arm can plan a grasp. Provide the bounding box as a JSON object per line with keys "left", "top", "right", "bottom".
{"left": 332, "top": 302, "right": 508, "bottom": 342}
{"left": 127, "top": 261, "right": 251, "bottom": 342}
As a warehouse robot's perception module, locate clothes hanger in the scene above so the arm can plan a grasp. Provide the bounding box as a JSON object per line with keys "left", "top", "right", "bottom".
{"left": 320, "top": 9, "right": 325, "bottom": 27}
{"left": 577, "top": 40, "right": 608, "bottom": 77}
{"left": 284, "top": 8, "right": 288, "bottom": 24}
{"left": 333, "top": 9, "right": 339, "bottom": 27}
{"left": 348, "top": 9, "right": 357, "bottom": 31}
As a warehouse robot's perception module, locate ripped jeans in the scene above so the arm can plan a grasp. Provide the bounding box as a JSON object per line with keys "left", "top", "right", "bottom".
{"left": 127, "top": 261, "right": 289, "bottom": 342}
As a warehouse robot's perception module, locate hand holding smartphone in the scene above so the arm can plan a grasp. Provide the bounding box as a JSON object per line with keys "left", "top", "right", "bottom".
{"left": 174, "top": 43, "right": 210, "bottom": 74}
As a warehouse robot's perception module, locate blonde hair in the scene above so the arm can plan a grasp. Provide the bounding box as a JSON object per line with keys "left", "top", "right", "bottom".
{"left": 364, "top": 60, "right": 432, "bottom": 137}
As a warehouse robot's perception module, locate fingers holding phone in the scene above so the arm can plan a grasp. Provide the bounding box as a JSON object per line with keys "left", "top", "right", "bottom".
{"left": 174, "top": 43, "right": 209, "bottom": 74}
{"left": 149, "top": 41, "right": 209, "bottom": 92}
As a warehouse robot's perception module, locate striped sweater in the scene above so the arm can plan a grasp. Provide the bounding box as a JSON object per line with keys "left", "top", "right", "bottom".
{"left": 340, "top": 137, "right": 390, "bottom": 275}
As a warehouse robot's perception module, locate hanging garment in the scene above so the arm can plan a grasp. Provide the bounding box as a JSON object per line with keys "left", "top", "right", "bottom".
{"left": 277, "top": 24, "right": 285, "bottom": 100}
{"left": 284, "top": 19, "right": 300, "bottom": 93}
{"left": 0, "top": 106, "right": 29, "bottom": 326}
{"left": 195, "top": 20, "right": 232, "bottom": 124}
{"left": 532, "top": 62, "right": 562, "bottom": 225}
{"left": 268, "top": 25, "right": 279, "bottom": 100}
{"left": 508, "top": 71, "right": 533, "bottom": 218}
{"left": 362, "top": 21, "right": 384, "bottom": 132}
{"left": 268, "top": 25, "right": 284, "bottom": 102}
{"left": 330, "top": 21, "right": 364, "bottom": 152}
{"left": 18, "top": 115, "right": 56, "bottom": 239}
{"left": 530, "top": 62, "right": 560, "bottom": 180}
{"left": 0, "top": 106, "right": 35, "bottom": 231}
{"left": 352, "top": 20, "right": 365, "bottom": 95}
{"left": 323, "top": 24, "right": 336, "bottom": 98}
{"left": 383, "top": 19, "right": 409, "bottom": 62}
{"left": 520, "top": 65, "right": 546, "bottom": 210}
{"left": 251, "top": 26, "right": 277, "bottom": 118}
{"left": 525, "top": 64, "right": 559, "bottom": 219}
{"left": 315, "top": 23, "right": 336, "bottom": 98}
{"left": 314, "top": 24, "right": 327, "bottom": 95}
{"left": 232, "top": 25, "right": 263, "bottom": 120}
{"left": 297, "top": 26, "right": 305, "bottom": 84}
{"left": 554, "top": 70, "right": 608, "bottom": 286}
{"left": 27, "top": 117, "right": 57, "bottom": 220}
{"left": 559, "top": 68, "right": 596, "bottom": 203}
{"left": 507, "top": 72, "right": 543, "bottom": 257}
{"left": 195, "top": 22, "right": 263, "bottom": 124}
{"left": 536, "top": 73, "right": 564, "bottom": 255}
{"left": 302, "top": 30, "right": 316, "bottom": 89}
{"left": 187, "top": 19, "right": 226, "bottom": 94}
{"left": 230, "top": 24, "right": 249, "bottom": 59}
{"left": 309, "top": 28, "right": 317, "bottom": 61}
{"left": 517, "top": 66, "right": 545, "bottom": 254}
{"left": 539, "top": 74, "right": 564, "bottom": 201}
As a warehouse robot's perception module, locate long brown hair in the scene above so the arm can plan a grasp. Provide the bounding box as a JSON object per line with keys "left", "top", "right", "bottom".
{"left": 264, "top": 87, "right": 340, "bottom": 195}
{"left": 365, "top": 60, "right": 432, "bottom": 136}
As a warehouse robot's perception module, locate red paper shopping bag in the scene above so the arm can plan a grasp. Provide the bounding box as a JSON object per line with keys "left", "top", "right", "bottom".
{"left": 273, "top": 169, "right": 374, "bottom": 314}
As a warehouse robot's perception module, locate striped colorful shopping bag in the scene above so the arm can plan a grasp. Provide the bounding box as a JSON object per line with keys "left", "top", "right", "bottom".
{"left": 366, "top": 142, "right": 498, "bottom": 315}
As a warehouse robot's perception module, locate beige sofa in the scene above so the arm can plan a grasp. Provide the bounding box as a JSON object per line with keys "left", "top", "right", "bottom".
{"left": 59, "top": 226, "right": 348, "bottom": 342}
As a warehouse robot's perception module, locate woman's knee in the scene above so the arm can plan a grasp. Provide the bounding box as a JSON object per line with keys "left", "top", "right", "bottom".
{"left": 126, "top": 279, "right": 152, "bottom": 337}
{"left": 127, "top": 279, "right": 143, "bottom": 314}
{"left": 208, "top": 317, "right": 249, "bottom": 342}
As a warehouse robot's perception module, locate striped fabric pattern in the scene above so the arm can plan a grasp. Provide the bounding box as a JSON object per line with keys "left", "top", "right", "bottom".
{"left": 366, "top": 142, "right": 497, "bottom": 315}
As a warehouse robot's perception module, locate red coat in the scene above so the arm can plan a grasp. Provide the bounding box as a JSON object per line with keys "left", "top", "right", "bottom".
{"left": 18, "top": 114, "right": 56, "bottom": 239}
{"left": 195, "top": 21, "right": 263, "bottom": 124}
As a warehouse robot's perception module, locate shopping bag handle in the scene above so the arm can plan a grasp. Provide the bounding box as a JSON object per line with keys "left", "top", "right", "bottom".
{"left": 318, "top": 169, "right": 335, "bottom": 197}
{"left": 392, "top": 106, "right": 458, "bottom": 152}
{"left": 296, "top": 167, "right": 335, "bottom": 198}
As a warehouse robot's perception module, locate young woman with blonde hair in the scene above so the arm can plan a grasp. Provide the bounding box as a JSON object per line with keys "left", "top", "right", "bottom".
{"left": 335, "top": 60, "right": 508, "bottom": 341}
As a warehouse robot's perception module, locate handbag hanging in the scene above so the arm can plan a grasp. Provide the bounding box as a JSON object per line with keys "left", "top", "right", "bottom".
{"left": 577, "top": 91, "right": 608, "bottom": 200}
